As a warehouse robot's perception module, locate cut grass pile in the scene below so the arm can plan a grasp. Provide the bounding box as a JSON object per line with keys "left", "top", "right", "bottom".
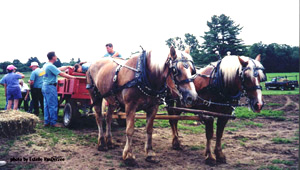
{"left": 0, "top": 110, "right": 39, "bottom": 137}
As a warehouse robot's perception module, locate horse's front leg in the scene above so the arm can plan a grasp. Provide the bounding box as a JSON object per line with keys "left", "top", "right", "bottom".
{"left": 122, "top": 103, "right": 137, "bottom": 163}
{"left": 167, "top": 102, "right": 181, "bottom": 150}
{"left": 203, "top": 116, "right": 216, "bottom": 165}
{"left": 214, "top": 117, "right": 229, "bottom": 163}
{"left": 145, "top": 105, "right": 159, "bottom": 162}
{"left": 93, "top": 98, "right": 107, "bottom": 151}
{"left": 105, "top": 104, "right": 116, "bottom": 149}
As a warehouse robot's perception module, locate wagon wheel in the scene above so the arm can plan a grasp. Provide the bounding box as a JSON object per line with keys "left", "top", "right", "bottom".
{"left": 280, "top": 86, "right": 285, "bottom": 91}
{"left": 63, "top": 101, "right": 80, "bottom": 128}
{"left": 266, "top": 86, "right": 270, "bottom": 90}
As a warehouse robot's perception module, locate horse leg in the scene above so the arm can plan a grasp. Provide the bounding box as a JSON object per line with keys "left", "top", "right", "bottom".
{"left": 105, "top": 104, "right": 116, "bottom": 149}
{"left": 169, "top": 118, "right": 181, "bottom": 150}
{"left": 122, "top": 103, "right": 137, "bottom": 163}
{"left": 167, "top": 102, "right": 181, "bottom": 150}
{"left": 145, "top": 105, "right": 159, "bottom": 163}
{"left": 203, "top": 116, "right": 216, "bottom": 165}
{"left": 214, "top": 118, "right": 229, "bottom": 163}
{"left": 94, "top": 98, "right": 107, "bottom": 151}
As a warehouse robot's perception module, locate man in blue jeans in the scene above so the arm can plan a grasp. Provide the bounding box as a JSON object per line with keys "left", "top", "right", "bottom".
{"left": 42, "top": 52, "right": 75, "bottom": 127}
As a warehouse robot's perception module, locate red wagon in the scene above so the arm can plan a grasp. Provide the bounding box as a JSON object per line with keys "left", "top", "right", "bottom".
{"left": 57, "top": 69, "right": 92, "bottom": 127}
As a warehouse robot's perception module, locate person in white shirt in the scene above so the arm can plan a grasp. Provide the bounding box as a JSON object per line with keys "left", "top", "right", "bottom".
{"left": 18, "top": 79, "right": 30, "bottom": 111}
{"left": 0, "top": 161, "right": 6, "bottom": 167}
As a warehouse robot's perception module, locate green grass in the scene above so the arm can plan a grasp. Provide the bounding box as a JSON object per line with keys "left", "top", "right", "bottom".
{"left": 262, "top": 72, "right": 299, "bottom": 95}
{"left": 235, "top": 107, "right": 285, "bottom": 120}
{"left": 271, "top": 159, "right": 294, "bottom": 166}
{"left": 272, "top": 137, "right": 292, "bottom": 144}
{"left": 190, "top": 145, "right": 205, "bottom": 151}
{"left": 266, "top": 103, "right": 283, "bottom": 106}
{"left": 258, "top": 165, "right": 283, "bottom": 170}
{"left": 0, "top": 139, "right": 15, "bottom": 158}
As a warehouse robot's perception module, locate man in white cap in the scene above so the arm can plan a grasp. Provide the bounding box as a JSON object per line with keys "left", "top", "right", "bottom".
{"left": 29, "top": 62, "right": 44, "bottom": 116}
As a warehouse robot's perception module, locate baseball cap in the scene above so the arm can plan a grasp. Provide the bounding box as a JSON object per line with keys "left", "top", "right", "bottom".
{"left": 29, "top": 62, "right": 39, "bottom": 68}
{"left": 7, "top": 65, "right": 17, "bottom": 70}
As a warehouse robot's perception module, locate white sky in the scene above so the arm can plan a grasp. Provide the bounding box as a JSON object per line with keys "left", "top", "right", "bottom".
{"left": 0, "top": 0, "right": 298, "bottom": 63}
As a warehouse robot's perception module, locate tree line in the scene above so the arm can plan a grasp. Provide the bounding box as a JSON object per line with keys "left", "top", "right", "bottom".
{"left": 166, "top": 14, "right": 299, "bottom": 73}
{"left": 0, "top": 57, "right": 81, "bottom": 74}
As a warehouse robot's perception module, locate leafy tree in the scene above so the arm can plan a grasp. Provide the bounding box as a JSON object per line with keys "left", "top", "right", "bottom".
{"left": 0, "top": 61, "right": 12, "bottom": 73}
{"left": 69, "top": 58, "right": 76, "bottom": 66}
{"left": 76, "top": 58, "right": 81, "bottom": 64}
{"left": 54, "top": 58, "right": 62, "bottom": 67}
{"left": 165, "top": 37, "right": 185, "bottom": 51}
{"left": 201, "top": 14, "right": 246, "bottom": 63}
{"left": 26, "top": 57, "right": 41, "bottom": 67}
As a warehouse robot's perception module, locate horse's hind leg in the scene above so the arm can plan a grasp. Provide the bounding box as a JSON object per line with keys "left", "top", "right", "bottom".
{"left": 145, "top": 105, "right": 159, "bottom": 163}
{"left": 105, "top": 104, "right": 116, "bottom": 149}
{"left": 214, "top": 117, "right": 229, "bottom": 163}
{"left": 94, "top": 98, "right": 107, "bottom": 151}
{"left": 203, "top": 116, "right": 216, "bottom": 165}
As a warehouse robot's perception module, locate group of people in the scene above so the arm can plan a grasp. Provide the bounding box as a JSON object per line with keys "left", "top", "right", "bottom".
{"left": 0, "top": 43, "right": 121, "bottom": 128}
{"left": 0, "top": 43, "right": 121, "bottom": 167}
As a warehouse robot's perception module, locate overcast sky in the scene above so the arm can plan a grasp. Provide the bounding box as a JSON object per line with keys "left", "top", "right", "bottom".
{"left": 0, "top": 0, "right": 298, "bottom": 63}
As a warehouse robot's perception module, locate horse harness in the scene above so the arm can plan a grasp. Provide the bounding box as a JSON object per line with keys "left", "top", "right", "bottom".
{"left": 89, "top": 50, "right": 196, "bottom": 106}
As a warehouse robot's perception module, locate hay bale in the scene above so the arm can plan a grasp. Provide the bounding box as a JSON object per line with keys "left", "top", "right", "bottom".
{"left": 0, "top": 110, "right": 39, "bottom": 138}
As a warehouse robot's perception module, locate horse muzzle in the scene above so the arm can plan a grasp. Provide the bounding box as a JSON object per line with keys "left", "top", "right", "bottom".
{"left": 181, "top": 89, "right": 198, "bottom": 107}
{"left": 249, "top": 98, "right": 264, "bottom": 113}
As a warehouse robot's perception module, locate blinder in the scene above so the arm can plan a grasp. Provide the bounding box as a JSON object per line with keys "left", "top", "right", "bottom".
{"left": 240, "top": 59, "right": 266, "bottom": 94}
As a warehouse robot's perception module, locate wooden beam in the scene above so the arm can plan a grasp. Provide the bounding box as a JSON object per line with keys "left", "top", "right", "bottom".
{"left": 166, "top": 107, "right": 236, "bottom": 119}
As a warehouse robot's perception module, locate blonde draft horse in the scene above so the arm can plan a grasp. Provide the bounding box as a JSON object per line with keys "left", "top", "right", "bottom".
{"left": 87, "top": 47, "right": 198, "bottom": 164}
{"left": 167, "top": 54, "right": 266, "bottom": 165}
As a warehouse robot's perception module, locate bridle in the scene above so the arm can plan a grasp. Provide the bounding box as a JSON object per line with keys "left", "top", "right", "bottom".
{"left": 239, "top": 59, "right": 266, "bottom": 94}
{"left": 166, "top": 54, "right": 197, "bottom": 100}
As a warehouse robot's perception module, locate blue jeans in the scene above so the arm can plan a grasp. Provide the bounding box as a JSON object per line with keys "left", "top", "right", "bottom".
{"left": 42, "top": 85, "right": 58, "bottom": 125}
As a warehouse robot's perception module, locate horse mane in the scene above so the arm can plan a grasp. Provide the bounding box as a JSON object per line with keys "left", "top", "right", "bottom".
{"left": 220, "top": 55, "right": 266, "bottom": 87}
{"left": 149, "top": 49, "right": 193, "bottom": 74}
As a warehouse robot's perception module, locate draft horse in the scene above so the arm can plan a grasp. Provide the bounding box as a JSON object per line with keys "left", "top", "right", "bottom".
{"left": 167, "top": 54, "right": 266, "bottom": 165}
{"left": 87, "top": 47, "right": 198, "bottom": 163}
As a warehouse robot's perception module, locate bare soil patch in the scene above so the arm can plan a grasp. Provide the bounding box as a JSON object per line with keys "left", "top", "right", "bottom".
{"left": 0, "top": 95, "right": 298, "bottom": 170}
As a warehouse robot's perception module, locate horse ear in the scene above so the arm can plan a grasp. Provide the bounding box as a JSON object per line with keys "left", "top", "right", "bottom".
{"left": 238, "top": 56, "right": 248, "bottom": 67}
{"left": 255, "top": 54, "right": 261, "bottom": 61}
{"left": 170, "top": 46, "right": 177, "bottom": 59}
{"left": 184, "top": 46, "right": 190, "bottom": 54}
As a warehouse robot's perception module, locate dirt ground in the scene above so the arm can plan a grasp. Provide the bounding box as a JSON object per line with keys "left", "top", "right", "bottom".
{"left": 0, "top": 95, "right": 299, "bottom": 170}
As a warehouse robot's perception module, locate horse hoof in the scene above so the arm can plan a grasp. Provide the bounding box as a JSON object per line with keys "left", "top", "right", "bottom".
{"left": 205, "top": 157, "right": 216, "bottom": 166}
{"left": 124, "top": 156, "right": 137, "bottom": 167}
{"left": 145, "top": 156, "right": 159, "bottom": 163}
{"left": 107, "top": 141, "right": 116, "bottom": 149}
{"left": 216, "top": 157, "right": 226, "bottom": 164}
{"left": 172, "top": 144, "right": 182, "bottom": 150}
{"left": 97, "top": 145, "right": 108, "bottom": 151}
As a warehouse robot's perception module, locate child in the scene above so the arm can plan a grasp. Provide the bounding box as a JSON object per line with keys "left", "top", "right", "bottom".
{"left": 74, "top": 61, "right": 91, "bottom": 73}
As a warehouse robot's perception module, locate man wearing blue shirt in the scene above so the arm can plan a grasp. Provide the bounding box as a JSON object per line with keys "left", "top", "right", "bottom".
{"left": 104, "top": 43, "right": 122, "bottom": 58}
{"left": 29, "top": 62, "right": 44, "bottom": 116}
{"left": 42, "top": 52, "right": 75, "bottom": 127}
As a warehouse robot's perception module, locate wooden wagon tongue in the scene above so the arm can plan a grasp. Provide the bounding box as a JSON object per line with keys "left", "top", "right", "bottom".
{"left": 165, "top": 107, "right": 236, "bottom": 120}
{"left": 106, "top": 106, "right": 236, "bottom": 121}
